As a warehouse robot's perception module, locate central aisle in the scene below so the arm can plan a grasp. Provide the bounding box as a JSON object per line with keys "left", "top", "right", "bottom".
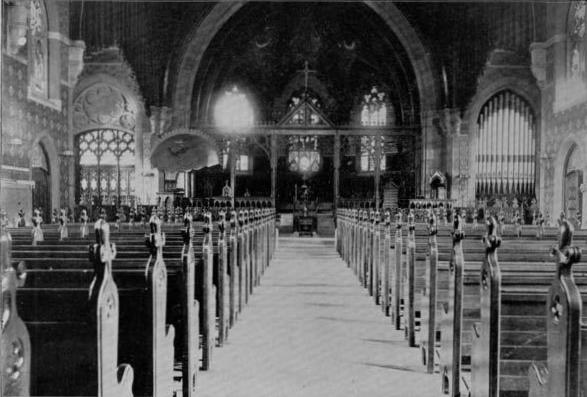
{"left": 196, "top": 238, "right": 440, "bottom": 397}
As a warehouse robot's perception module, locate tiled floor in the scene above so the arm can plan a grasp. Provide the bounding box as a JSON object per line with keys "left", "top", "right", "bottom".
{"left": 196, "top": 237, "right": 440, "bottom": 397}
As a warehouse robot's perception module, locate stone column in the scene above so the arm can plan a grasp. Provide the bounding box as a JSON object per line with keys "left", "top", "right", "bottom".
{"left": 270, "top": 135, "right": 278, "bottom": 207}
{"left": 333, "top": 134, "right": 341, "bottom": 211}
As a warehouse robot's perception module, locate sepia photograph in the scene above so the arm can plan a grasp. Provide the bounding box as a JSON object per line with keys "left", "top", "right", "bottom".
{"left": 1, "top": 0, "right": 586, "bottom": 396}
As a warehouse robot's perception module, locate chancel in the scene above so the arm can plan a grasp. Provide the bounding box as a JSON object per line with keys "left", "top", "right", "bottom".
{"left": 2, "top": 1, "right": 587, "bottom": 397}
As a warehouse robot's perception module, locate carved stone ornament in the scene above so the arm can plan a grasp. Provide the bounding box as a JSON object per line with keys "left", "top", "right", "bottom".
{"left": 73, "top": 84, "right": 137, "bottom": 132}
{"left": 28, "top": 0, "right": 48, "bottom": 100}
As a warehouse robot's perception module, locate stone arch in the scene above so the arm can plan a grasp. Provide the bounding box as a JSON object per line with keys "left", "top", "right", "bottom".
{"left": 30, "top": 133, "right": 60, "bottom": 214}
{"left": 553, "top": 135, "right": 587, "bottom": 226}
{"left": 170, "top": 1, "right": 440, "bottom": 129}
{"left": 72, "top": 71, "right": 150, "bottom": 205}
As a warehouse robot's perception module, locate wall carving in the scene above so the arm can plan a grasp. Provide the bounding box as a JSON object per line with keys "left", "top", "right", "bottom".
{"left": 28, "top": 0, "right": 49, "bottom": 101}
{"left": 73, "top": 84, "right": 137, "bottom": 132}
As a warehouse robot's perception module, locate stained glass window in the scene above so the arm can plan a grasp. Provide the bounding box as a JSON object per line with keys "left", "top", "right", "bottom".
{"left": 361, "top": 87, "right": 390, "bottom": 126}
{"left": 77, "top": 129, "right": 136, "bottom": 206}
{"left": 359, "top": 136, "right": 386, "bottom": 172}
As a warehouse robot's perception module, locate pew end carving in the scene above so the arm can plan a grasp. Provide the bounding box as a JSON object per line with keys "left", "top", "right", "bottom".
{"left": 181, "top": 212, "right": 199, "bottom": 397}
{"left": 1, "top": 210, "right": 31, "bottom": 397}
{"left": 527, "top": 220, "right": 583, "bottom": 397}
{"left": 90, "top": 217, "right": 135, "bottom": 397}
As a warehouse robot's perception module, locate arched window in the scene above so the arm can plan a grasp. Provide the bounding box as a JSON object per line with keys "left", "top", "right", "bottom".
{"left": 77, "top": 129, "right": 136, "bottom": 206}
{"left": 360, "top": 87, "right": 391, "bottom": 127}
{"left": 475, "top": 90, "right": 536, "bottom": 197}
{"left": 214, "top": 86, "right": 254, "bottom": 131}
{"left": 568, "top": 1, "right": 586, "bottom": 81}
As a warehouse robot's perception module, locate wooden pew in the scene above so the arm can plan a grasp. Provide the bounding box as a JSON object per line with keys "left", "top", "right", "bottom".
{"left": 419, "top": 211, "right": 439, "bottom": 374}
{"left": 440, "top": 218, "right": 587, "bottom": 397}
{"left": 9, "top": 206, "right": 274, "bottom": 395}
{"left": 16, "top": 218, "right": 135, "bottom": 396}
{"left": 474, "top": 219, "right": 586, "bottom": 397}
{"left": 17, "top": 213, "right": 175, "bottom": 397}
{"left": 180, "top": 213, "right": 199, "bottom": 397}
{"left": 335, "top": 206, "right": 587, "bottom": 397}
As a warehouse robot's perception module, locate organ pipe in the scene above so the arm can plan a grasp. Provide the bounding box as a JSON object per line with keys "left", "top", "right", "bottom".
{"left": 506, "top": 92, "right": 513, "bottom": 193}
{"left": 475, "top": 91, "right": 536, "bottom": 198}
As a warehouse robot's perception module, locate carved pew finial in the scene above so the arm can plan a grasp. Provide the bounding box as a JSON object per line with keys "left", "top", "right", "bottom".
{"left": 182, "top": 211, "right": 193, "bottom": 247}
{"left": 552, "top": 219, "right": 581, "bottom": 273}
{"left": 230, "top": 209, "right": 238, "bottom": 235}
{"left": 395, "top": 210, "right": 403, "bottom": 230}
{"left": 428, "top": 209, "right": 438, "bottom": 237}
{"left": 452, "top": 209, "right": 465, "bottom": 243}
{"left": 219, "top": 210, "right": 227, "bottom": 237}
{"left": 483, "top": 216, "right": 501, "bottom": 252}
{"left": 146, "top": 211, "right": 165, "bottom": 259}
{"left": 408, "top": 209, "right": 415, "bottom": 233}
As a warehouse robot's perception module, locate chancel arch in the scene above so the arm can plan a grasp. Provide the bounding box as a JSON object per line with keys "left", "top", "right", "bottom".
{"left": 170, "top": 0, "right": 440, "bottom": 129}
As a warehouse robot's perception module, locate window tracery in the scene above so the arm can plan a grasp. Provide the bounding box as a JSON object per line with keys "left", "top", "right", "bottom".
{"left": 360, "top": 87, "right": 390, "bottom": 127}
{"left": 77, "top": 130, "right": 136, "bottom": 206}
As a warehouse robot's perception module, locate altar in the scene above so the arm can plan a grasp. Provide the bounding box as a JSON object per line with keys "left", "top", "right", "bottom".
{"left": 295, "top": 215, "right": 316, "bottom": 236}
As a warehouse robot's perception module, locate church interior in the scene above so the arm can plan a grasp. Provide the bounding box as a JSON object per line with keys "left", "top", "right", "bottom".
{"left": 2, "top": 1, "right": 587, "bottom": 397}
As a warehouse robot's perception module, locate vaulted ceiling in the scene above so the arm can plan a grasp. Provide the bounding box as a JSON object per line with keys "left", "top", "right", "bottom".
{"left": 70, "top": 1, "right": 545, "bottom": 122}
{"left": 190, "top": 2, "right": 418, "bottom": 126}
